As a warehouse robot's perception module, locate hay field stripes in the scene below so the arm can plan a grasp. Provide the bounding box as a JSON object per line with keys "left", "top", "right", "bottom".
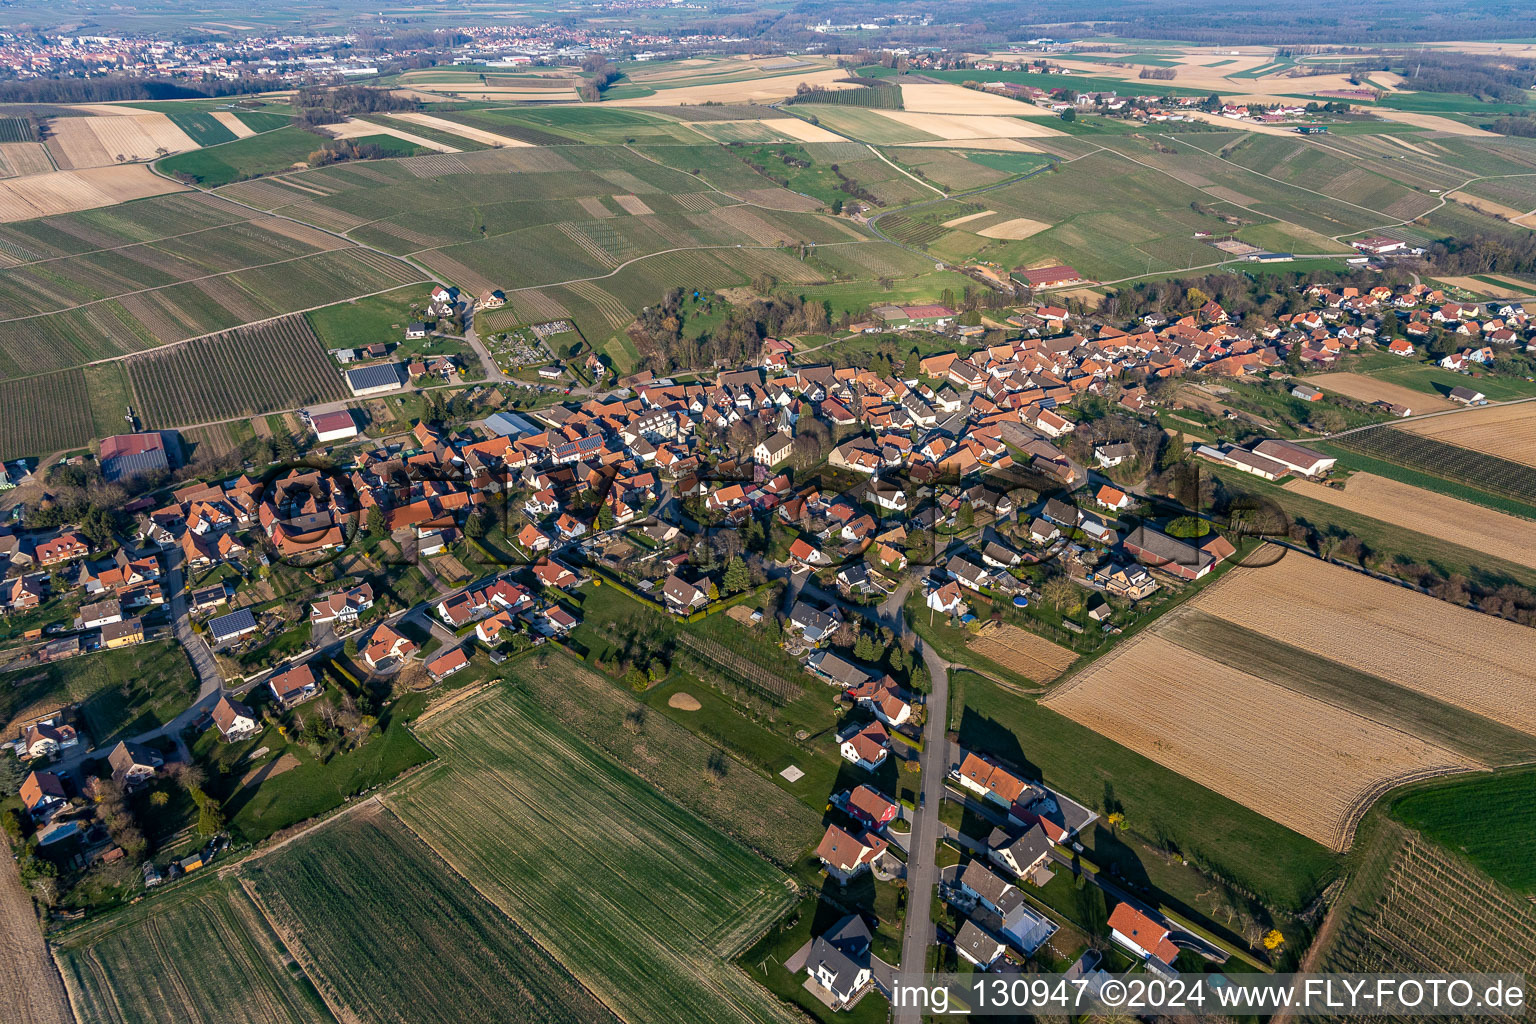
{"left": 1397, "top": 403, "right": 1536, "bottom": 468}
{"left": 1284, "top": 472, "right": 1536, "bottom": 570}
{"left": 389, "top": 683, "right": 803, "bottom": 1024}
{"left": 1187, "top": 555, "right": 1536, "bottom": 736}
{"left": 53, "top": 876, "right": 334, "bottom": 1024}
{"left": 241, "top": 806, "right": 618, "bottom": 1024}
{"left": 1044, "top": 628, "right": 1476, "bottom": 851}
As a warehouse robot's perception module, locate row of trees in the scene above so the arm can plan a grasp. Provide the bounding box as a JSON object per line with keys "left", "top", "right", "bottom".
{"left": 294, "top": 85, "right": 417, "bottom": 127}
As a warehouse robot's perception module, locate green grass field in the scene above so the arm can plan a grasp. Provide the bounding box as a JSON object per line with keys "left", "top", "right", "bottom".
{"left": 1390, "top": 769, "right": 1536, "bottom": 894}
{"left": 198, "top": 692, "right": 432, "bottom": 845}
{"left": 390, "top": 680, "right": 804, "bottom": 1024}
{"left": 305, "top": 285, "right": 423, "bottom": 349}
{"left": 244, "top": 807, "right": 618, "bottom": 1024}
{"left": 166, "top": 110, "right": 238, "bottom": 146}
{"left": 506, "top": 650, "right": 824, "bottom": 864}
{"left": 55, "top": 875, "right": 335, "bottom": 1024}
{"left": 157, "top": 125, "right": 327, "bottom": 186}
{"left": 949, "top": 670, "right": 1340, "bottom": 910}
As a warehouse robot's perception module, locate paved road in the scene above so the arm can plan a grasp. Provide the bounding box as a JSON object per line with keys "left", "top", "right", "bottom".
{"left": 895, "top": 635, "right": 951, "bottom": 1020}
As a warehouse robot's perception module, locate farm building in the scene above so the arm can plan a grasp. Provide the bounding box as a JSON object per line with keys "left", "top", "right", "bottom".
{"left": 100, "top": 432, "right": 173, "bottom": 483}
{"left": 310, "top": 409, "right": 359, "bottom": 442}
{"left": 1448, "top": 386, "right": 1487, "bottom": 406}
{"left": 1017, "top": 265, "right": 1084, "bottom": 289}
{"left": 1251, "top": 439, "right": 1336, "bottom": 477}
{"left": 1121, "top": 525, "right": 1217, "bottom": 580}
{"left": 1352, "top": 237, "right": 1406, "bottom": 256}
{"left": 345, "top": 363, "right": 405, "bottom": 397}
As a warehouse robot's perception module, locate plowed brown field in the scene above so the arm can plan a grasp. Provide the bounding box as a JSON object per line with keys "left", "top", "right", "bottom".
{"left": 1283, "top": 472, "right": 1536, "bottom": 569}
{"left": 1043, "top": 631, "right": 1475, "bottom": 850}
{"left": 1398, "top": 403, "right": 1536, "bottom": 467}
{"left": 1188, "top": 553, "right": 1536, "bottom": 735}
{"left": 968, "top": 623, "right": 1077, "bottom": 683}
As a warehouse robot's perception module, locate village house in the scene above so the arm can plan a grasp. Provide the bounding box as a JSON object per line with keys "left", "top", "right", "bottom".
{"left": 988, "top": 823, "right": 1055, "bottom": 882}
{"left": 955, "top": 919, "right": 1008, "bottom": 970}
{"left": 845, "top": 784, "right": 898, "bottom": 831}
{"left": 107, "top": 740, "right": 163, "bottom": 790}
{"left": 23, "top": 719, "right": 79, "bottom": 759}
{"left": 20, "top": 771, "right": 67, "bottom": 822}
{"left": 803, "top": 915, "right": 876, "bottom": 1009}
{"left": 958, "top": 752, "right": 1028, "bottom": 807}
{"left": 426, "top": 647, "right": 471, "bottom": 682}
{"left": 816, "top": 823, "right": 889, "bottom": 883}
{"left": 363, "top": 623, "right": 417, "bottom": 669}
{"left": 838, "top": 720, "right": 890, "bottom": 771}
{"left": 310, "top": 583, "right": 375, "bottom": 625}
{"left": 269, "top": 663, "right": 320, "bottom": 707}
{"left": 1108, "top": 902, "right": 1179, "bottom": 974}
{"left": 212, "top": 696, "right": 259, "bottom": 741}
{"left": 661, "top": 573, "right": 709, "bottom": 614}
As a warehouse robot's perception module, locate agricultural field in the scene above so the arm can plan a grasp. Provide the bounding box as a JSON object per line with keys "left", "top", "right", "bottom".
{"left": 966, "top": 622, "right": 1078, "bottom": 683}
{"left": 242, "top": 806, "right": 616, "bottom": 1024}
{"left": 54, "top": 875, "right": 333, "bottom": 1024}
{"left": 0, "top": 116, "right": 36, "bottom": 143}
{"left": 1313, "top": 819, "right": 1536, "bottom": 1001}
{"left": 1391, "top": 769, "right": 1536, "bottom": 894}
{"left": 389, "top": 680, "right": 804, "bottom": 1024}
{"left": 1300, "top": 371, "right": 1458, "bottom": 412}
{"left": 1043, "top": 624, "right": 1474, "bottom": 851}
{"left": 503, "top": 652, "right": 822, "bottom": 866}
{"left": 1397, "top": 403, "right": 1536, "bottom": 468}
{"left": 1334, "top": 425, "right": 1536, "bottom": 503}
{"left": 0, "top": 836, "right": 69, "bottom": 1024}
{"left": 157, "top": 126, "right": 329, "bottom": 186}
{"left": 1282, "top": 472, "right": 1536, "bottom": 571}
{"left": 0, "top": 165, "right": 183, "bottom": 222}
{"left": 0, "top": 640, "right": 197, "bottom": 746}
{"left": 0, "top": 368, "right": 97, "bottom": 460}
{"left": 125, "top": 314, "right": 349, "bottom": 428}
{"left": 1185, "top": 556, "right": 1536, "bottom": 738}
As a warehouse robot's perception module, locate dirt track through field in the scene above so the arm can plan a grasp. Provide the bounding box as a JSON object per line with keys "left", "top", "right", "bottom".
{"left": 1284, "top": 472, "right": 1536, "bottom": 569}
{"left": 0, "top": 837, "right": 72, "bottom": 1024}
